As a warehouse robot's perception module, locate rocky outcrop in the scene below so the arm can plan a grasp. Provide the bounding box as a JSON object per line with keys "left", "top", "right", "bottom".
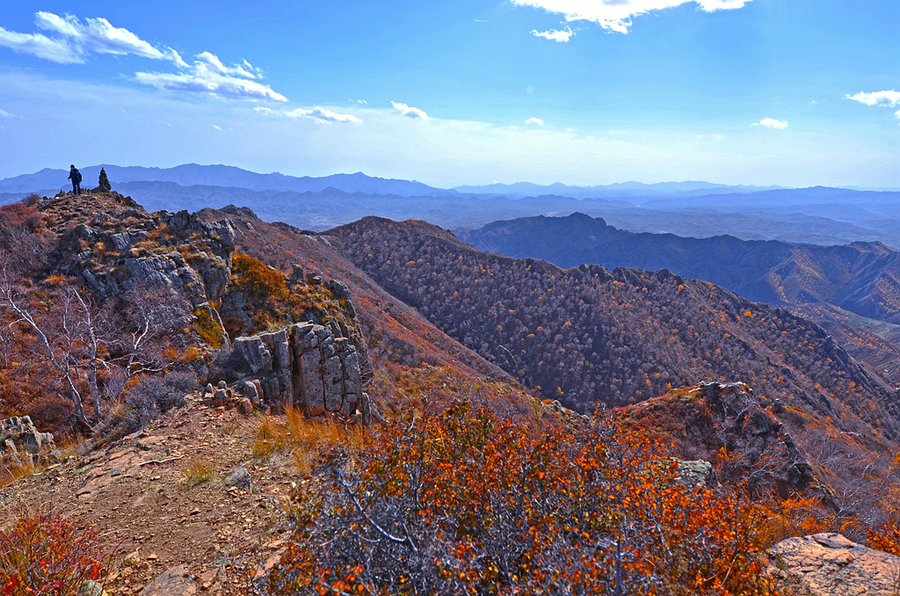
{"left": 158, "top": 209, "right": 235, "bottom": 257}
{"left": 211, "top": 322, "right": 371, "bottom": 421}
{"left": 674, "top": 459, "right": 717, "bottom": 488}
{"left": 625, "top": 381, "right": 819, "bottom": 498}
{"left": 768, "top": 533, "right": 900, "bottom": 595}
{"left": 0, "top": 415, "right": 54, "bottom": 456}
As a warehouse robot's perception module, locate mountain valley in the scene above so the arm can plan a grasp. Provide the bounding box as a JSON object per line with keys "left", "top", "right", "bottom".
{"left": 0, "top": 185, "right": 899, "bottom": 594}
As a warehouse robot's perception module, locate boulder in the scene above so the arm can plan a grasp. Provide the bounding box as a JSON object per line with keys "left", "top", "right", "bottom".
{"left": 224, "top": 467, "right": 252, "bottom": 489}
{"left": 674, "top": 459, "right": 717, "bottom": 488}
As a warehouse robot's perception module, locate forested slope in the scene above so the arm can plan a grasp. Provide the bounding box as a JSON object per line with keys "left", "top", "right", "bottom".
{"left": 329, "top": 217, "right": 900, "bottom": 446}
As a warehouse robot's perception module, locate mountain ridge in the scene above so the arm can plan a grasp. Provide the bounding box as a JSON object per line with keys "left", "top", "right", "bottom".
{"left": 456, "top": 212, "right": 900, "bottom": 327}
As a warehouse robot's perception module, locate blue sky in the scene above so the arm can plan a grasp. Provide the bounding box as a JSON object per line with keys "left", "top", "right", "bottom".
{"left": 0, "top": 1, "right": 897, "bottom": 187}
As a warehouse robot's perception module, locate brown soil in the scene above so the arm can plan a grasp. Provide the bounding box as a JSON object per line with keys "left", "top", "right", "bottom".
{"left": 0, "top": 397, "right": 296, "bottom": 595}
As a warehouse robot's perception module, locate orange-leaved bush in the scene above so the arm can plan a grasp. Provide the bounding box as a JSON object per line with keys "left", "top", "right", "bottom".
{"left": 267, "top": 398, "right": 787, "bottom": 595}
{"left": 867, "top": 513, "right": 900, "bottom": 556}
{"left": 0, "top": 514, "right": 106, "bottom": 595}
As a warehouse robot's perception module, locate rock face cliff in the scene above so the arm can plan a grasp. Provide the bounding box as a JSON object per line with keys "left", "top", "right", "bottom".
{"left": 625, "top": 382, "right": 817, "bottom": 497}
{"left": 29, "top": 191, "right": 372, "bottom": 424}
{"left": 0, "top": 416, "right": 54, "bottom": 460}
{"left": 220, "top": 321, "right": 370, "bottom": 421}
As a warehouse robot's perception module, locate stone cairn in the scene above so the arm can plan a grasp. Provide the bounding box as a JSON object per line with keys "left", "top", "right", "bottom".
{"left": 202, "top": 321, "right": 370, "bottom": 422}
{"left": 97, "top": 167, "right": 111, "bottom": 192}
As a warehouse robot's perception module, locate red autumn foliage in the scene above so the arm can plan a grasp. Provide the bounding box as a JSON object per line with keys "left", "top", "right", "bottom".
{"left": 268, "top": 398, "right": 787, "bottom": 595}
{"left": 0, "top": 514, "right": 106, "bottom": 595}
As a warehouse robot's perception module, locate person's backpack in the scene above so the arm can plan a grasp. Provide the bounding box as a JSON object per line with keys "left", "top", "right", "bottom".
{"left": 74, "top": 170, "right": 82, "bottom": 183}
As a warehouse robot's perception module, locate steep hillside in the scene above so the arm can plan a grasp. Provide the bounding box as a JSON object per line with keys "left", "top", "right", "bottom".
{"left": 0, "top": 192, "right": 526, "bottom": 438}
{"left": 457, "top": 213, "right": 900, "bottom": 325}
{"left": 327, "top": 217, "right": 900, "bottom": 446}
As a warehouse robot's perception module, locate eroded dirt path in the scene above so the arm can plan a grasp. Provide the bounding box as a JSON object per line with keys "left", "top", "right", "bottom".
{"left": 0, "top": 398, "right": 296, "bottom": 594}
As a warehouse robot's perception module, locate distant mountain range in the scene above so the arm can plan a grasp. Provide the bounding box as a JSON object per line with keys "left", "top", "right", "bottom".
{"left": 0, "top": 164, "right": 450, "bottom": 197}
{"left": 2, "top": 163, "right": 899, "bottom": 248}
{"left": 457, "top": 212, "right": 900, "bottom": 385}
{"left": 452, "top": 180, "right": 783, "bottom": 198}
{"left": 457, "top": 212, "right": 900, "bottom": 323}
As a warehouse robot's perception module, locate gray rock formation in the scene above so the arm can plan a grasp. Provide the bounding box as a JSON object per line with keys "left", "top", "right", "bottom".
{"left": 0, "top": 415, "right": 54, "bottom": 455}
{"left": 226, "top": 322, "right": 370, "bottom": 421}
{"left": 674, "top": 459, "right": 717, "bottom": 488}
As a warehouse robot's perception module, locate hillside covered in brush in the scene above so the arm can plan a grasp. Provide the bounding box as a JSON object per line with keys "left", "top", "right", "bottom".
{"left": 2, "top": 190, "right": 900, "bottom": 594}
{"left": 328, "top": 217, "right": 900, "bottom": 441}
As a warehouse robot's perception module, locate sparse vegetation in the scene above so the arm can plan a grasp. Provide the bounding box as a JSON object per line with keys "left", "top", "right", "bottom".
{"left": 252, "top": 407, "right": 367, "bottom": 467}
{"left": 180, "top": 455, "right": 216, "bottom": 485}
{"left": 0, "top": 513, "right": 106, "bottom": 595}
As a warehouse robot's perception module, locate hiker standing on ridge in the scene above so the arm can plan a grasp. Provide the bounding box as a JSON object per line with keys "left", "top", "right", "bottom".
{"left": 68, "top": 164, "right": 82, "bottom": 195}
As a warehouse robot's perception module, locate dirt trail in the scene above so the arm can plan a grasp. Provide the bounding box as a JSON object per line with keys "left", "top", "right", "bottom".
{"left": 0, "top": 398, "right": 296, "bottom": 594}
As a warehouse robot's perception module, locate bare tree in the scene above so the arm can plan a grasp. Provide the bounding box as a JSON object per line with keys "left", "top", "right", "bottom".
{"left": 1, "top": 275, "right": 95, "bottom": 429}
{"left": 0, "top": 273, "right": 189, "bottom": 433}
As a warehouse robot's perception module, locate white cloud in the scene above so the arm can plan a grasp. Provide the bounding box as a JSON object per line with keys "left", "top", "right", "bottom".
{"left": 391, "top": 102, "right": 429, "bottom": 120}
{"left": 255, "top": 106, "right": 361, "bottom": 124}
{"left": 34, "top": 12, "right": 168, "bottom": 60}
{"left": 0, "top": 26, "right": 82, "bottom": 63}
{"left": 134, "top": 52, "right": 287, "bottom": 101}
{"left": 846, "top": 90, "right": 900, "bottom": 108}
{"left": 753, "top": 118, "right": 788, "bottom": 129}
{"left": 512, "top": 0, "right": 750, "bottom": 34}
{"left": 0, "top": 109, "right": 21, "bottom": 118}
{"left": 0, "top": 12, "right": 286, "bottom": 102}
{"left": 0, "top": 12, "right": 181, "bottom": 64}
{"left": 525, "top": 117, "right": 545, "bottom": 125}
{"left": 531, "top": 27, "right": 574, "bottom": 42}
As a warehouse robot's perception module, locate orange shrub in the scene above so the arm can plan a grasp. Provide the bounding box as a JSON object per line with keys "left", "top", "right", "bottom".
{"left": 0, "top": 514, "right": 106, "bottom": 595}
{"left": 867, "top": 515, "right": 900, "bottom": 556}
{"left": 268, "top": 398, "right": 786, "bottom": 595}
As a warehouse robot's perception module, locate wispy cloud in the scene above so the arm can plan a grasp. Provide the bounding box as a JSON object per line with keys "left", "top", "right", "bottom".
{"left": 0, "top": 12, "right": 177, "bottom": 64}
{"left": 512, "top": 0, "right": 750, "bottom": 34}
{"left": 753, "top": 118, "right": 788, "bottom": 129}
{"left": 34, "top": 12, "right": 170, "bottom": 60}
{"left": 531, "top": 27, "right": 573, "bottom": 42}
{"left": 391, "top": 101, "right": 429, "bottom": 120}
{"left": 0, "top": 12, "right": 286, "bottom": 102}
{"left": 254, "top": 106, "right": 361, "bottom": 124}
{"left": 525, "top": 117, "right": 545, "bottom": 125}
{"left": 135, "top": 52, "right": 287, "bottom": 101}
{"left": 0, "top": 109, "right": 22, "bottom": 119}
{"left": 0, "top": 25, "right": 81, "bottom": 63}
{"left": 846, "top": 90, "right": 900, "bottom": 118}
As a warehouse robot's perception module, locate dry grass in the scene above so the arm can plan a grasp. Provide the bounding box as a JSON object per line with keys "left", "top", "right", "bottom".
{"left": 0, "top": 457, "right": 37, "bottom": 489}
{"left": 252, "top": 407, "right": 368, "bottom": 470}
{"left": 180, "top": 455, "right": 216, "bottom": 486}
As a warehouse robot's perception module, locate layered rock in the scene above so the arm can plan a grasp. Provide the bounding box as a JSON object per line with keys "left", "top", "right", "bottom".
{"left": 0, "top": 416, "right": 54, "bottom": 461}
{"left": 768, "top": 533, "right": 900, "bottom": 595}
{"left": 220, "top": 322, "right": 370, "bottom": 421}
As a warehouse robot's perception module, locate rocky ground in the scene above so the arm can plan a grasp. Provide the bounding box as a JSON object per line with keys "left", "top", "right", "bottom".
{"left": 0, "top": 397, "right": 296, "bottom": 595}
{"left": 769, "top": 533, "right": 900, "bottom": 596}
